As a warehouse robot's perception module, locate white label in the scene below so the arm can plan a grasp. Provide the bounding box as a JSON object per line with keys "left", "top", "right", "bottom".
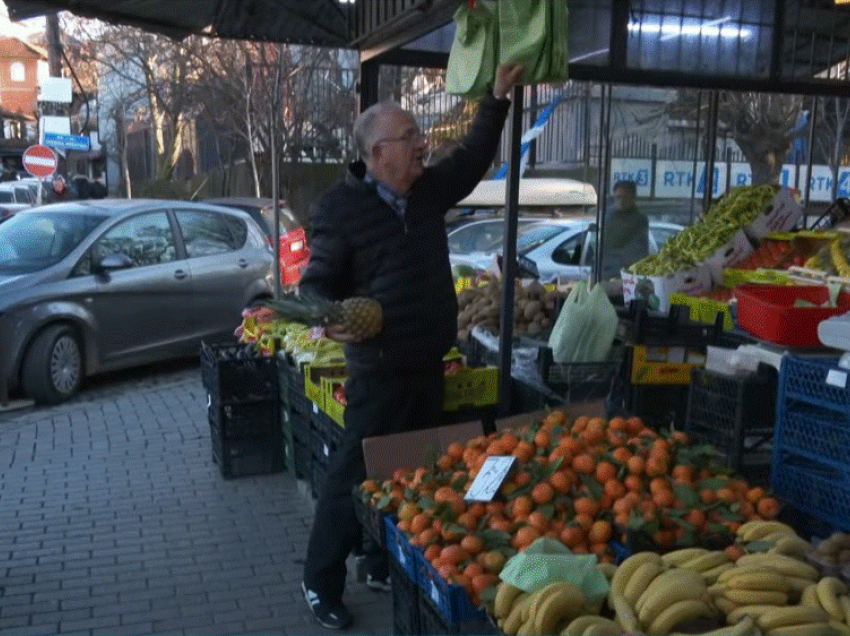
{"left": 431, "top": 581, "right": 440, "bottom": 604}
{"left": 826, "top": 369, "right": 848, "bottom": 389}
{"left": 312, "top": 402, "right": 318, "bottom": 414}
{"left": 323, "top": 443, "right": 330, "bottom": 457}
{"left": 464, "top": 456, "right": 516, "bottom": 502}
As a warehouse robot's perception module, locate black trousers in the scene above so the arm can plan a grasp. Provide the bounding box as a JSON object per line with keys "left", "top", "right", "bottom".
{"left": 302, "top": 360, "right": 444, "bottom": 603}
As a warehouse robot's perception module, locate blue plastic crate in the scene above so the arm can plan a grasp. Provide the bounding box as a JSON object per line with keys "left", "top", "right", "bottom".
{"left": 779, "top": 406, "right": 850, "bottom": 469}
{"left": 771, "top": 451, "right": 850, "bottom": 532}
{"left": 383, "top": 516, "right": 420, "bottom": 582}
{"left": 779, "top": 356, "right": 849, "bottom": 415}
{"left": 417, "top": 549, "right": 488, "bottom": 626}
{"left": 389, "top": 554, "right": 421, "bottom": 636}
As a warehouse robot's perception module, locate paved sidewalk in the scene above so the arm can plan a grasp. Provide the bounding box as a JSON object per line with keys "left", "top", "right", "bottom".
{"left": 0, "top": 361, "right": 393, "bottom": 636}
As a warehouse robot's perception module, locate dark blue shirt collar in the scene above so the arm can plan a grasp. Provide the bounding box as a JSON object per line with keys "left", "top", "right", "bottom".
{"left": 364, "top": 173, "right": 407, "bottom": 218}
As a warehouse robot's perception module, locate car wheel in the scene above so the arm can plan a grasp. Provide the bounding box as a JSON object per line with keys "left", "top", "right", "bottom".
{"left": 21, "top": 325, "right": 83, "bottom": 404}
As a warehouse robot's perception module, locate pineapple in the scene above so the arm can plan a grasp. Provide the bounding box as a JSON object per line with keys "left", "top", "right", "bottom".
{"left": 265, "top": 292, "right": 383, "bottom": 340}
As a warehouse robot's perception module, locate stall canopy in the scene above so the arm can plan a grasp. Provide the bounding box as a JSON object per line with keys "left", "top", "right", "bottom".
{"left": 4, "top": 0, "right": 352, "bottom": 46}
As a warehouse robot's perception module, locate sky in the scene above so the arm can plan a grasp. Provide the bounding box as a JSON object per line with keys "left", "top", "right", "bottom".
{"left": 0, "top": 3, "right": 44, "bottom": 39}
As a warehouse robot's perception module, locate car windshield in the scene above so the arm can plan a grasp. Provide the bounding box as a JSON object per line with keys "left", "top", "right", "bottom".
{"left": 0, "top": 211, "right": 107, "bottom": 274}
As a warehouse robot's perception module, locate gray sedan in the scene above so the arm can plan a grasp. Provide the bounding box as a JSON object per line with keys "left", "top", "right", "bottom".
{"left": 0, "top": 199, "right": 275, "bottom": 404}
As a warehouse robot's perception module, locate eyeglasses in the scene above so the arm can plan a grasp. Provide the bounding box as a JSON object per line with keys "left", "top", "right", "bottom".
{"left": 376, "top": 129, "right": 426, "bottom": 146}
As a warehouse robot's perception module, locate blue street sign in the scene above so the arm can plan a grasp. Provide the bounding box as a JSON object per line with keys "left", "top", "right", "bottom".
{"left": 43, "top": 131, "right": 90, "bottom": 151}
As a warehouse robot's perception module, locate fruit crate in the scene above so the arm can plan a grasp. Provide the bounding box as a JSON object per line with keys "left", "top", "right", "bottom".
{"left": 416, "top": 547, "right": 488, "bottom": 626}
{"left": 303, "top": 361, "right": 348, "bottom": 408}
{"left": 384, "top": 515, "right": 421, "bottom": 581}
{"left": 211, "top": 431, "right": 284, "bottom": 479}
{"left": 536, "top": 345, "right": 621, "bottom": 403}
{"left": 310, "top": 452, "right": 326, "bottom": 499}
{"left": 201, "top": 341, "right": 277, "bottom": 403}
{"left": 353, "top": 493, "right": 386, "bottom": 549}
{"left": 778, "top": 405, "right": 850, "bottom": 468}
{"left": 208, "top": 398, "right": 279, "bottom": 440}
{"left": 443, "top": 366, "right": 499, "bottom": 411}
{"left": 310, "top": 409, "right": 344, "bottom": 461}
{"left": 321, "top": 376, "right": 346, "bottom": 427}
{"left": 778, "top": 355, "right": 850, "bottom": 416}
{"left": 390, "top": 548, "right": 421, "bottom": 636}
{"left": 770, "top": 451, "right": 850, "bottom": 532}
{"left": 293, "top": 437, "right": 311, "bottom": 480}
{"left": 290, "top": 410, "right": 311, "bottom": 447}
{"left": 684, "top": 365, "right": 777, "bottom": 472}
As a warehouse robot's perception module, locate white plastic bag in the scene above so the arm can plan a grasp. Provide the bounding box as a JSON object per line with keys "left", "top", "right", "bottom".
{"left": 548, "top": 281, "right": 618, "bottom": 363}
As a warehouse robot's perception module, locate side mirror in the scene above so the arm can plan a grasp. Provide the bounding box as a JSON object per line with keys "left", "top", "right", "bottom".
{"left": 98, "top": 253, "right": 134, "bottom": 271}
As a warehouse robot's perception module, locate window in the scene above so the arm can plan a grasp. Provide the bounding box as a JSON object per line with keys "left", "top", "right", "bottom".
{"left": 10, "top": 62, "right": 25, "bottom": 82}
{"left": 77, "top": 212, "right": 176, "bottom": 274}
{"left": 551, "top": 230, "right": 588, "bottom": 265}
{"left": 175, "top": 210, "right": 244, "bottom": 258}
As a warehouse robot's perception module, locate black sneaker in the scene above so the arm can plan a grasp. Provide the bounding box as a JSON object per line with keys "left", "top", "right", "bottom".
{"left": 302, "top": 581, "right": 353, "bottom": 629}
{"left": 365, "top": 573, "right": 391, "bottom": 592}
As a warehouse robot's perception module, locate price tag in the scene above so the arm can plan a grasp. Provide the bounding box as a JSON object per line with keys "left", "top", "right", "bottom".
{"left": 464, "top": 455, "right": 516, "bottom": 502}
{"left": 826, "top": 368, "right": 848, "bottom": 389}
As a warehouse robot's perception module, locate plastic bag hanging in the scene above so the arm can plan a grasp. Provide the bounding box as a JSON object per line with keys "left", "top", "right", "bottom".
{"left": 445, "top": 0, "right": 499, "bottom": 98}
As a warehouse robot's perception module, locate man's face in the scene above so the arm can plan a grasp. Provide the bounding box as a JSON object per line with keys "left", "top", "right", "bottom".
{"left": 371, "top": 108, "right": 427, "bottom": 193}
{"left": 613, "top": 186, "right": 634, "bottom": 211}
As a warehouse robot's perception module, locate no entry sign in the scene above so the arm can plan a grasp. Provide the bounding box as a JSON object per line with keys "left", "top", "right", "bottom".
{"left": 22, "top": 145, "right": 58, "bottom": 178}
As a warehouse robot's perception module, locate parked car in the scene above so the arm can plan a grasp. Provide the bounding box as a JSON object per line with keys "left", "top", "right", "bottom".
{"left": 450, "top": 217, "right": 684, "bottom": 282}
{"left": 0, "top": 199, "right": 275, "bottom": 404}
{"left": 0, "top": 181, "right": 35, "bottom": 222}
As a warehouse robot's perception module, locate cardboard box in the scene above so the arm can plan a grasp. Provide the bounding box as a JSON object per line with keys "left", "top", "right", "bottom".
{"left": 362, "top": 421, "right": 484, "bottom": 480}
{"left": 704, "top": 228, "right": 755, "bottom": 286}
{"left": 621, "top": 265, "right": 712, "bottom": 314}
{"left": 744, "top": 187, "right": 804, "bottom": 242}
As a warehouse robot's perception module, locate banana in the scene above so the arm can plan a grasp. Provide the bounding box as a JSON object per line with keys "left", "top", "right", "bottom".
{"left": 610, "top": 551, "right": 662, "bottom": 597}
{"left": 728, "top": 604, "right": 795, "bottom": 625}
{"left": 839, "top": 594, "right": 850, "bottom": 624}
{"left": 700, "top": 562, "right": 736, "bottom": 584}
{"left": 661, "top": 547, "right": 710, "bottom": 567}
{"left": 786, "top": 575, "right": 819, "bottom": 596}
{"left": 609, "top": 592, "right": 640, "bottom": 633}
{"left": 831, "top": 619, "right": 850, "bottom": 636}
{"left": 713, "top": 596, "right": 738, "bottom": 616}
{"left": 724, "top": 569, "right": 789, "bottom": 593}
{"left": 707, "top": 583, "right": 727, "bottom": 597}
{"left": 680, "top": 551, "right": 730, "bottom": 573}
{"left": 563, "top": 615, "right": 612, "bottom": 636}
{"left": 516, "top": 615, "right": 537, "bottom": 636}
{"left": 817, "top": 576, "right": 848, "bottom": 622}
{"left": 495, "top": 582, "right": 524, "bottom": 619}
{"left": 533, "top": 583, "right": 586, "bottom": 636}
{"left": 502, "top": 592, "right": 532, "bottom": 635}
{"left": 637, "top": 569, "right": 707, "bottom": 626}
{"left": 647, "top": 598, "right": 714, "bottom": 634}
{"left": 757, "top": 605, "right": 830, "bottom": 631}
{"left": 622, "top": 562, "right": 665, "bottom": 607}
{"left": 736, "top": 553, "right": 819, "bottom": 580}
{"left": 672, "top": 615, "right": 755, "bottom": 636}
{"left": 722, "top": 588, "right": 789, "bottom": 606}
{"left": 525, "top": 582, "right": 563, "bottom": 624}
{"left": 581, "top": 617, "right": 623, "bottom": 636}
{"left": 764, "top": 622, "right": 835, "bottom": 636}
{"left": 770, "top": 536, "right": 811, "bottom": 557}
{"left": 801, "top": 583, "right": 821, "bottom": 608}
{"left": 718, "top": 565, "right": 771, "bottom": 584}
{"left": 757, "top": 530, "right": 801, "bottom": 545}
{"left": 738, "top": 520, "right": 798, "bottom": 543}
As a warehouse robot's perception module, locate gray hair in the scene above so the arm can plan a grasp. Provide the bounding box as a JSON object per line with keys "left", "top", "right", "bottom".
{"left": 353, "top": 100, "right": 403, "bottom": 163}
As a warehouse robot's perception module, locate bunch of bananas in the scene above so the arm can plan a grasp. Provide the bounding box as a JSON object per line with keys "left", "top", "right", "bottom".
{"left": 664, "top": 547, "right": 735, "bottom": 585}
{"left": 735, "top": 520, "right": 812, "bottom": 556}
{"left": 493, "top": 580, "right": 601, "bottom": 636}
{"left": 608, "top": 551, "right": 718, "bottom": 635}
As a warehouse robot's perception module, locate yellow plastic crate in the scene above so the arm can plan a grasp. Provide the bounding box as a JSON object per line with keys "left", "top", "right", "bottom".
{"left": 443, "top": 366, "right": 499, "bottom": 411}
{"left": 630, "top": 345, "right": 706, "bottom": 385}
{"left": 669, "top": 292, "right": 734, "bottom": 331}
{"left": 303, "top": 362, "right": 347, "bottom": 408}
{"left": 320, "top": 376, "right": 346, "bottom": 427}
{"left": 722, "top": 268, "right": 790, "bottom": 289}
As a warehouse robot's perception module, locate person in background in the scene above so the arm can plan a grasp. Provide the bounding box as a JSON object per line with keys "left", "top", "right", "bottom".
{"left": 601, "top": 179, "right": 649, "bottom": 279}
{"left": 44, "top": 175, "right": 76, "bottom": 203}
{"left": 298, "top": 62, "right": 524, "bottom": 630}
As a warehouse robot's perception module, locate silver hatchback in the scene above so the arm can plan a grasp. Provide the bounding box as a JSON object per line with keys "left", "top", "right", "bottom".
{"left": 0, "top": 199, "right": 275, "bottom": 404}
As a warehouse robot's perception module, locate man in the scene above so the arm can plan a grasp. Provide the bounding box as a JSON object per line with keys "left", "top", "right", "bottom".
{"left": 601, "top": 179, "right": 649, "bottom": 279}
{"left": 298, "top": 62, "right": 524, "bottom": 630}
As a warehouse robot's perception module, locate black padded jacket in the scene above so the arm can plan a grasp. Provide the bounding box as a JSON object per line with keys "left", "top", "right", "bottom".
{"left": 299, "top": 93, "right": 511, "bottom": 371}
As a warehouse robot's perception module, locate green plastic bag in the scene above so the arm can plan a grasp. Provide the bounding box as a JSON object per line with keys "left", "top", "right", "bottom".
{"left": 445, "top": 0, "right": 499, "bottom": 98}
{"left": 499, "top": 0, "right": 568, "bottom": 84}
{"left": 548, "top": 281, "right": 618, "bottom": 363}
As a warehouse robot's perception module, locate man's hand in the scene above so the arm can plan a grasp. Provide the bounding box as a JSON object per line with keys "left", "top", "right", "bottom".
{"left": 493, "top": 63, "right": 525, "bottom": 100}
{"left": 324, "top": 322, "right": 359, "bottom": 343}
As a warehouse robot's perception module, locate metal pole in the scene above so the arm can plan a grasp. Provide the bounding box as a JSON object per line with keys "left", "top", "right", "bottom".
{"left": 271, "top": 46, "right": 283, "bottom": 299}
{"left": 594, "top": 83, "right": 612, "bottom": 285}
{"left": 702, "top": 90, "right": 720, "bottom": 212}
{"left": 804, "top": 96, "right": 819, "bottom": 228}
{"left": 497, "top": 85, "right": 524, "bottom": 418}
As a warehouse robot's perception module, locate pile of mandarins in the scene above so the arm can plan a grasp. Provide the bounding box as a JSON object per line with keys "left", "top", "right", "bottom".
{"left": 358, "top": 410, "right": 780, "bottom": 607}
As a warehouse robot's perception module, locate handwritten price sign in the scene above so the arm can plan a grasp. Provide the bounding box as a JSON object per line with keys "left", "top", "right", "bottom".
{"left": 464, "top": 455, "right": 516, "bottom": 502}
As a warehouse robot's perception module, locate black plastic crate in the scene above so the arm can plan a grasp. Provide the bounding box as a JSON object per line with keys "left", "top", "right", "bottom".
{"left": 208, "top": 399, "right": 278, "bottom": 440}
{"left": 417, "top": 589, "right": 499, "bottom": 636}
{"left": 310, "top": 453, "right": 327, "bottom": 499}
{"left": 620, "top": 300, "right": 724, "bottom": 348}
{"left": 684, "top": 365, "right": 777, "bottom": 471}
{"left": 390, "top": 551, "right": 421, "bottom": 636}
{"left": 211, "top": 431, "right": 284, "bottom": 478}
{"left": 290, "top": 411, "right": 311, "bottom": 446}
{"left": 509, "top": 377, "right": 566, "bottom": 414}
{"left": 353, "top": 492, "right": 386, "bottom": 549}
{"left": 536, "top": 345, "right": 620, "bottom": 403}
{"left": 294, "top": 438, "right": 311, "bottom": 480}
{"left": 201, "top": 341, "right": 277, "bottom": 403}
